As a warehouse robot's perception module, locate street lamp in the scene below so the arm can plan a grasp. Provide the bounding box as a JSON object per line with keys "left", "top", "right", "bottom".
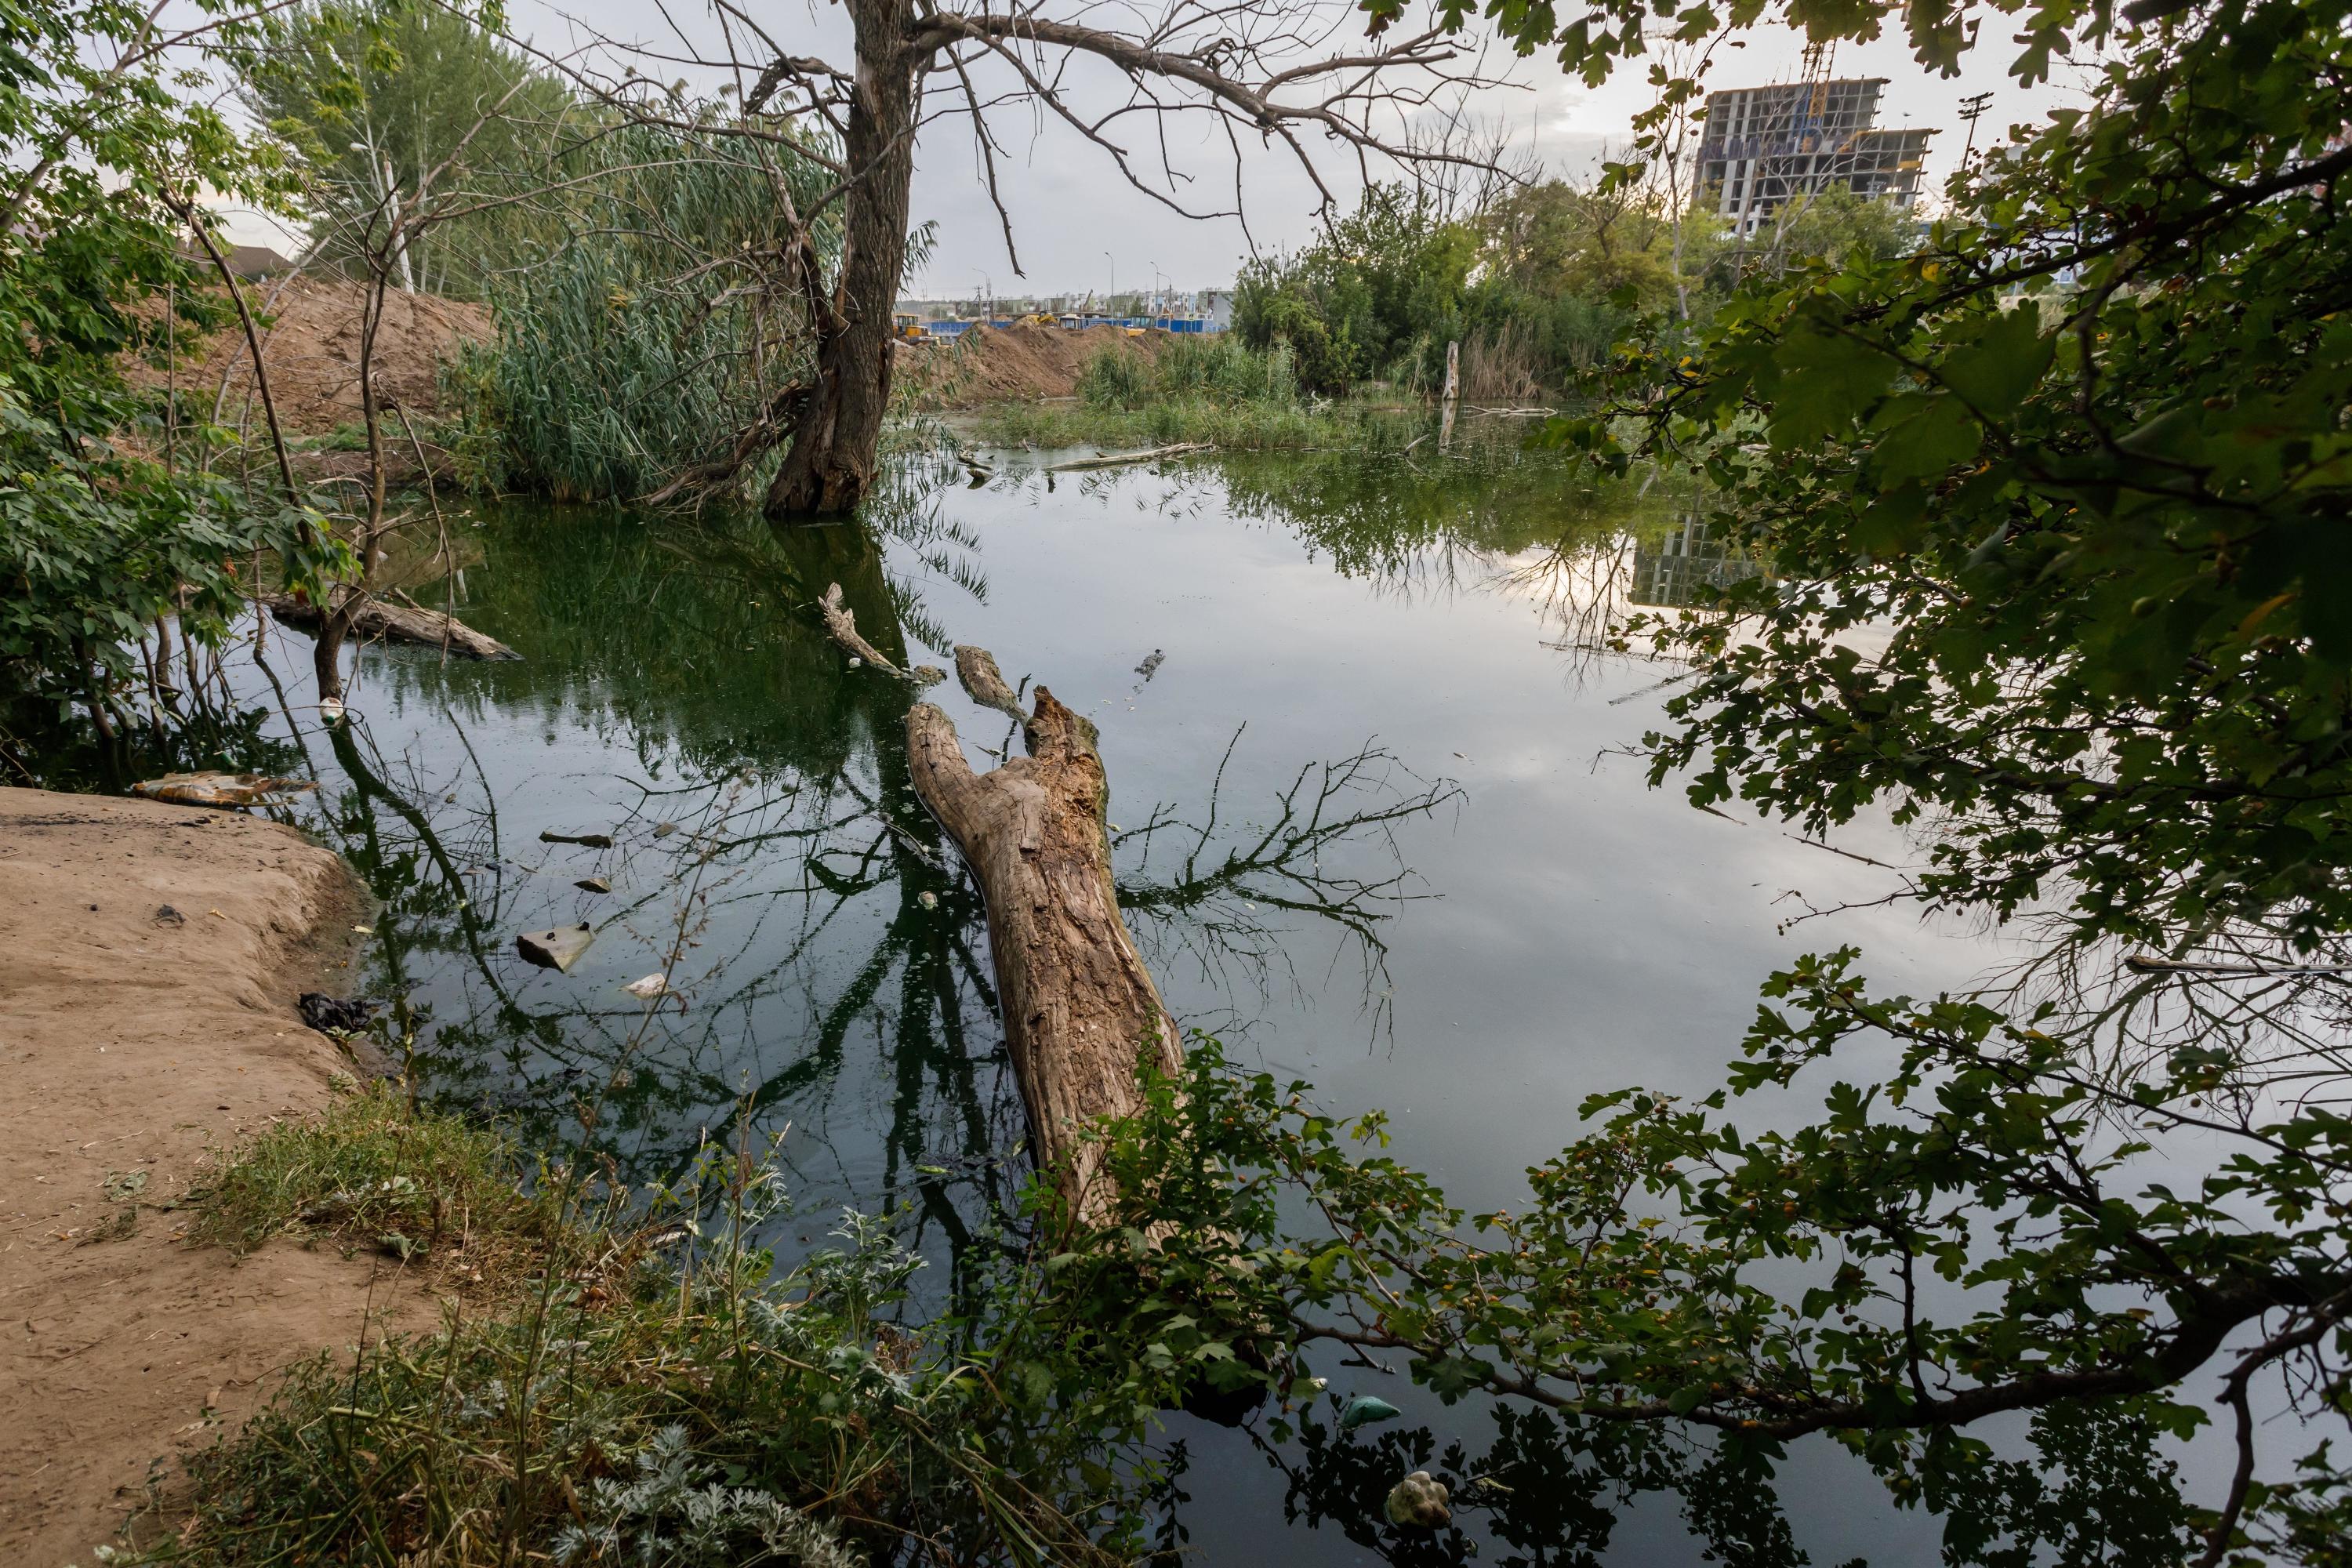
{"left": 1103, "top": 251, "right": 1114, "bottom": 316}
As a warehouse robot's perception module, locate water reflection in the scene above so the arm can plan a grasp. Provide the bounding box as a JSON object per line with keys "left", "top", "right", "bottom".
{"left": 23, "top": 443, "right": 2056, "bottom": 1563}
{"left": 1628, "top": 514, "right": 1765, "bottom": 609}
{"left": 274, "top": 473, "right": 1470, "bottom": 1311}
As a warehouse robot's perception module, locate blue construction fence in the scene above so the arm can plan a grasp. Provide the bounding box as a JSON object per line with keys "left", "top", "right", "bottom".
{"left": 916, "top": 315, "right": 1223, "bottom": 339}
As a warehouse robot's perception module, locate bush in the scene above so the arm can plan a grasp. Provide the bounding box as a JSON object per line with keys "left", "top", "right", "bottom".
{"left": 1076, "top": 336, "right": 1300, "bottom": 412}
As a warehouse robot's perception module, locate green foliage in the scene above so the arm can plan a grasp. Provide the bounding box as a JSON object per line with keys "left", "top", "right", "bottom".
{"left": 972, "top": 398, "right": 1422, "bottom": 453}
{"left": 235, "top": 0, "right": 577, "bottom": 299}
{"left": 0, "top": 0, "right": 338, "bottom": 742}
{"left": 1231, "top": 176, "right": 1893, "bottom": 401}
{"left": 1077, "top": 336, "right": 1300, "bottom": 410}
{"left": 187, "top": 1080, "right": 559, "bottom": 1265}
{"left": 1235, "top": 184, "right": 1478, "bottom": 393}
{"left": 444, "top": 113, "right": 842, "bottom": 503}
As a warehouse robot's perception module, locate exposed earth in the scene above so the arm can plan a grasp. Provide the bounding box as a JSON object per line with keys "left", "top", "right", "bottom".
{"left": 0, "top": 789, "right": 439, "bottom": 1565}
{"left": 895, "top": 321, "right": 1170, "bottom": 408}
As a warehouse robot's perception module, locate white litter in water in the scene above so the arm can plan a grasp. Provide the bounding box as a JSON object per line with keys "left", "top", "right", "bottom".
{"left": 622, "top": 973, "right": 669, "bottom": 1000}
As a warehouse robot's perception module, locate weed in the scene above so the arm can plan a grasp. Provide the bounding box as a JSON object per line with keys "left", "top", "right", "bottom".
{"left": 183, "top": 1080, "right": 560, "bottom": 1277}
{"left": 140, "top": 1102, "right": 1160, "bottom": 1566}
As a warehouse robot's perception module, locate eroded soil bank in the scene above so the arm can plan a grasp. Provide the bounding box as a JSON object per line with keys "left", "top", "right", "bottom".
{"left": 0, "top": 787, "right": 435, "bottom": 1564}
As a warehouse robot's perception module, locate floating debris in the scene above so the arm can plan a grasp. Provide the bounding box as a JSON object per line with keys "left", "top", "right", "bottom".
{"left": 652, "top": 822, "right": 677, "bottom": 838}
{"left": 918, "top": 891, "right": 938, "bottom": 909}
{"left": 539, "top": 830, "right": 615, "bottom": 848}
{"left": 1384, "top": 1471, "right": 1451, "bottom": 1530}
{"left": 517, "top": 923, "right": 595, "bottom": 972}
{"left": 130, "top": 771, "right": 317, "bottom": 810}
{"left": 575, "top": 876, "right": 612, "bottom": 895}
{"left": 1134, "top": 648, "right": 1165, "bottom": 681}
{"left": 622, "top": 973, "right": 669, "bottom": 1000}
{"left": 1339, "top": 1395, "right": 1402, "bottom": 1431}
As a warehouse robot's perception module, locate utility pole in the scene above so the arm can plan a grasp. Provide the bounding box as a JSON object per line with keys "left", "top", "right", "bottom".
{"left": 1958, "top": 91, "right": 1994, "bottom": 170}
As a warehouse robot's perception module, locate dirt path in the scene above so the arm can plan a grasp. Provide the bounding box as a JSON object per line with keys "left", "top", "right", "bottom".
{"left": 0, "top": 788, "right": 437, "bottom": 1565}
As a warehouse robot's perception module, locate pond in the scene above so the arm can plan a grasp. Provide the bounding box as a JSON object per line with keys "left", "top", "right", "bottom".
{"left": 211, "top": 435, "right": 2023, "bottom": 1563}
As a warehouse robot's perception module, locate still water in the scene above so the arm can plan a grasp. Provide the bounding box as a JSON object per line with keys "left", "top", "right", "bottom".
{"left": 230, "top": 438, "right": 2020, "bottom": 1563}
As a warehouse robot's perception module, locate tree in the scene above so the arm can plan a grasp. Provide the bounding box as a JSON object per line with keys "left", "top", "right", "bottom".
{"left": 0, "top": 0, "right": 338, "bottom": 770}
{"left": 998, "top": 0, "right": 2352, "bottom": 1557}
{"left": 1234, "top": 184, "right": 1479, "bottom": 393}
{"left": 236, "top": 1, "right": 575, "bottom": 299}
{"left": 530, "top": 1, "right": 1501, "bottom": 517}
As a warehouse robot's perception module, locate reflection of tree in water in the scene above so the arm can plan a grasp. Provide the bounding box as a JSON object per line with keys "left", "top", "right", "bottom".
{"left": 1242, "top": 1397, "right": 2186, "bottom": 1568}
{"left": 1214, "top": 447, "right": 1639, "bottom": 594}
{"left": 307, "top": 470, "right": 1463, "bottom": 1297}
{"left": 1117, "top": 726, "right": 1460, "bottom": 1044}
{"left": 1203, "top": 447, "right": 1697, "bottom": 683}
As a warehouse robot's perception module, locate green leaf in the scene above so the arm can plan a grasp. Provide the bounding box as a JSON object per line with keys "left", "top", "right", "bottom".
{"left": 1938, "top": 307, "right": 2055, "bottom": 417}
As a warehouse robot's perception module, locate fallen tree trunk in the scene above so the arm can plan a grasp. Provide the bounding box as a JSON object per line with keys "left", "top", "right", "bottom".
{"left": 260, "top": 589, "right": 518, "bottom": 661}
{"left": 817, "top": 583, "right": 943, "bottom": 685}
{"left": 1044, "top": 442, "right": 1211, "bottom": 473}
{"left": 820, "top": 583, "right": 1180, "bottom": 1226}
{"left": 908, "top": 686, "right": 1183, "bottom": 1227}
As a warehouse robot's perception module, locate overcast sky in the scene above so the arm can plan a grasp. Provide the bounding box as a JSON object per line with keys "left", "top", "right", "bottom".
{"left": 217, "top": 1, "right": 2097, "bottom": 296}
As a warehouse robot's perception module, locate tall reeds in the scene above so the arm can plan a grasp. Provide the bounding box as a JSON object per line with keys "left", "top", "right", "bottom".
{"left": 446, "top": 114, "right": 841, "bottom": 506}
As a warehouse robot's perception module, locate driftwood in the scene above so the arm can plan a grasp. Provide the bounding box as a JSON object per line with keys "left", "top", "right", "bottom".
{"left": 129, "top": 771, "right": 318, "bottom": 809}
{"left": 262, "top": 589, "right": 518, "bottom": 661}
{"left": 818, "top": 581, "right": 1179, "bottom": 1225}
{"left": 817, "top": 584, "right": 944, "bottom": 685}
{"left": 955, "top": 645, "right": 1029, "bottom": 724}
{"left": 1044, "top": 442, "right": 1211, "bottom": 474}
{"left": 907, "top": 683, "right": 1183, "bottom": 1225}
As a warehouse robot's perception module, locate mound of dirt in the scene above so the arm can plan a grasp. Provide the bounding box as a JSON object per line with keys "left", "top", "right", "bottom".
{"left": 135, "top": 278, "right": 491, "bottom": 437}
{"left": 899, "top": 322, "right": 1170, "bottom": 408}
{"left": 0, "top": 789, "right": 445, "bottom": 1563}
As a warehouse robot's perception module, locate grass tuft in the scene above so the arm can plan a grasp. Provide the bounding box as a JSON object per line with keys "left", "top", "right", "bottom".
{"left": 184, "top": 1081, "right": 559, "bottom": 1277}
{"left": 139, "top": 1097, "right": 1149, "bottom": 1566}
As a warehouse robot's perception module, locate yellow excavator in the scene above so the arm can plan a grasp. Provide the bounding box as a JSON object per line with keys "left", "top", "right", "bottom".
{"left": 893, "top": 313, "right": 926, "bottom": 340}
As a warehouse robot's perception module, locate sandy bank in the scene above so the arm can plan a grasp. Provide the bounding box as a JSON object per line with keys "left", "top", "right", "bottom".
{"left": 0, "top": 789, "right": 436, "bottom": 1563}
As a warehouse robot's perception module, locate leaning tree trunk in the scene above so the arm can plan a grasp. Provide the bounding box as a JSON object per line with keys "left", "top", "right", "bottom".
{"left": 906, "top": 677, "right": 1185, "bottom": 1227}
{"left": 815, "top": 586, "right": 1183, "bottom": 1225}
{"left": 764, "top": 0, "right": 920, "bottom": 520}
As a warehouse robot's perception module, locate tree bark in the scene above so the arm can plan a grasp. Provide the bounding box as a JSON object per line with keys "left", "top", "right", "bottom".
{"left": 261, "top": 588, "right": 518, "bottom": 661}
{"left": 902, "top": 678, "right": 1183, "bottom": 1228}
{"left": 764, "top": 0, "right": 919, "bottom": 519}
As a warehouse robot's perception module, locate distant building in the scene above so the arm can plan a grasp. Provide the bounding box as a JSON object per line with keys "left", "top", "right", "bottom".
{"left": 1628, "top": 516, "right": 1763, "bottom": 609}
{"left": 1697, "top": 79, "right": 1935, "bottom": 234}
{"left": 1196, "top": 289, "right": 1235, "bottom": 332}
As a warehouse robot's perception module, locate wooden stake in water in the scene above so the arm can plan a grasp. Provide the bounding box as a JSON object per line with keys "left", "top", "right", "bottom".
{"left": 1440, "top": 339, "right": 1461, "bottom": 451}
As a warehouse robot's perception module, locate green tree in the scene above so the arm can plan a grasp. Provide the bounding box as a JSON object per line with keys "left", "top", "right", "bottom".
{"left": 1235, "top": 184, "right": 1479, "bottom": 393}
{"left": 0, "top": 0, "right": 337, "bottom": 765}
{"left": 1015, "top": 0, "right": 2352, "bottom": 1559}
{"left": 236, "top": 0, "right": 576, "bottom": 299}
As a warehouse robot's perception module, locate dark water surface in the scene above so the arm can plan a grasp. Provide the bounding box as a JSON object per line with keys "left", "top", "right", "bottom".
{"left": 223, "top": 441, "right": 2027, "bottom": 1563}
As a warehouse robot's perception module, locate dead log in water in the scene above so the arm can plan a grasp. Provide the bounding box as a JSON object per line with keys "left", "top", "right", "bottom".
{"left": 821, "top": 583, "right": 1180, "bottom": 1226}
{"left": 908, "top": 684, "right": 1183, "bottom": 1226}
{"left": 1044, "top": 442, "right": 1211, "bottom": 473}
{"left": 261, "top": 589, "right": 518, "bottom": 661}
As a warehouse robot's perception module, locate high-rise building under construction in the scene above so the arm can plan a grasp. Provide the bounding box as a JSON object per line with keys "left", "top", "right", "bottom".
{"left": 1696, "top": 78, "right": 1936, "bottom": 234}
